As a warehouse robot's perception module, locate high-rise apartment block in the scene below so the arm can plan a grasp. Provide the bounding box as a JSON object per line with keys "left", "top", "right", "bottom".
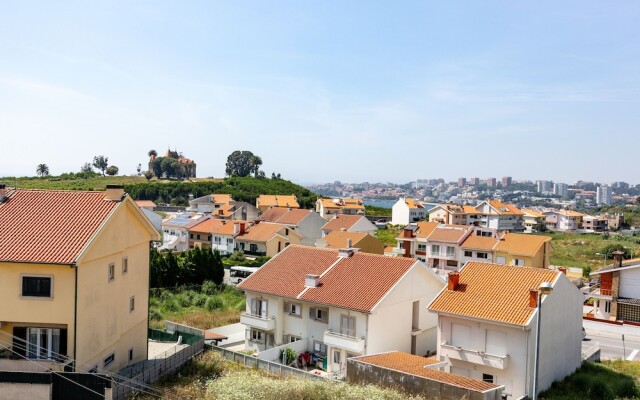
{"left": 458, "top": 177, "right": 467, "bottom": 187}
{"left": 502, "top": 176, "right": 512, "bottom": 187}
{"left": 537, "top": 180, "right": 552, "bottom": 194}
{"left": 486, "top": 177, "right": 497, "bottom": 187}
{"left": 469, "top": 177, "right": 480, "bottom": 186}
{"left": 553, "top": 183, "right": 569, "bottom": 199}
{"left": 596, "top": 185, "right": 612, "bottom": 205}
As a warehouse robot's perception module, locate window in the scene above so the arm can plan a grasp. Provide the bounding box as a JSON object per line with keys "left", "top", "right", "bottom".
{"left": 214, "top": 236, "right": 221, "bottom": 244}
{"left": 333, "top": 349, "right": 341, "bottom": 363}
{"left": 313, "top": 340, "right": 327, "bottom": 356}
{"left": 285, "top": 303, "right": 301, "bottom": 317}
{"left": 310, "top": 307, "right": 329, "bottom": 323}
{"left": 190, "top": 234, "right": 193, "bottom": 239}
{"left": 88, "top": 365, "right": 98, "bottom": 373}
{"left": 340, "top": 315, "right": 356, "bottom": 337}
{"left": 513, "top": 259, "right": 525, "bottom": 266}
{"left": 496, "top": 256, "right": 506, "bottom": 265}
{"left": 108, "top": 263, "right": 115, "bottom": 281}
{"left": 250, "top": 244, "right": 258, "bottom": 253}
{"left": 285, "top": 228, "right": 289, "bottom": 235}
{"left": 128, "top": 348, "right": 134, "bottom": 362}
{"left": 477, "top": 252, "right": 488, "bottom": 259}
{"left": 27, "top": 328, "right": 61, "bottom": 359}
{"left": 227, "top": 238, "right": 233, "bottom": 244}
{"left": 446, "top": 260, "right": 458, "bottom": 267}
{"left": 446, "top": 246, "right": 455, "bottom": 257}
{"left": 482, "top": 373, "right": 495, "bottom": 383}
{"left": 249, "top": 329, "right": 264, "bottom": 343}
{"left": 417, "top": 244, "right": 426, "bottom": 251}
{"left": 130, "top": 296, "right": 135, "bottom": 312}
{"left": 431, "top": 245, "right": 440, "bottom": 255}
{"left": 464, "top": 251, "right": 472, "bottom": 257}
{"left": 104, "top": 352, "right": 115, "bottom": 368}
{"left": 22, "top": 276, "right": 52, "bottom": 298}
{"left": 122, "top": 257, "right": 128, "bottom": 274}
{"left": 286, "top": 335, "right": 302, "bottom": 343}
{"left": 197, "top": 234, "right": 201, "bottom": 240}
{"left": 605, "top": 301, "right": 611, "bottom": 313}
{"left": 250, "top": 298, "right": 268, "bottom": 318}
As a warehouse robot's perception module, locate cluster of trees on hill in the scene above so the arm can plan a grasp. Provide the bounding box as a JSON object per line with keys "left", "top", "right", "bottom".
{"left": 147, "top": 149, "right": 196, "bottom": 180}
{"left": 150, "top": 247, "right": 224, "bottom": 288}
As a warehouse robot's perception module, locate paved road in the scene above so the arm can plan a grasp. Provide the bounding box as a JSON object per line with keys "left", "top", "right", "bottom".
{"left": 582, "top": 320, "right": 640, "bottom": 361}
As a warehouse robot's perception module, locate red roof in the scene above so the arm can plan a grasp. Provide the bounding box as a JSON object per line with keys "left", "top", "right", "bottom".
{"left": 322, "top": 214, "right": 367, "bottom": 232}
{"left": 238, "top": 245, "right": 418, "bottom": 313}
{"left": 259, "top": 207, "right": 312, "bottom": 225}
{"left": 0, "top": 189, "right": 120, "bottom": 264}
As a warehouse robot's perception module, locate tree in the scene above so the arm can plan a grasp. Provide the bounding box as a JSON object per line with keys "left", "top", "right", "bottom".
{"left": 160, "top": 157, "right": 178, "bottom": 178}
{"left": 150, "top": 157, "right": 164, "bottom": 179}
{"left": 106, "top": 165, "right": 119, "bottom": 176}
{"left": 36, "top": 164, "right": 49, "bottom": 177}
{"left": 225, "top": 150, "right": 263, "bottom": 177}
{"left": 148, "top": 149, "right": 158, "bottom": 158}
{"left": 93, "top": 155, "right": 109, "bottom": 176}
{"left": 144, "top": 170, "right": 153, "bottom": 181}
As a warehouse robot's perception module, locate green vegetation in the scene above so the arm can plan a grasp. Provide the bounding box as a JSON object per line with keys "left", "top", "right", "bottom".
{"left": 150, "top": 248, "right": 224, "bottom": 288}
{"left": 149, "top": 284, "right": 245, "bottom": 330}
{"left": 375, "top": 224, "right": 404, "bottom": 247}
{"left": 534, "top": 232, "right": 640, "bottom": 270}
{"left": 366, "top": 205, "right": 392, "bottom": 217}
{"left": 539, "top": 361, "right": 639, "bottom": 400}
{"left": 225, "top": 150, "right": 263, "bottom": 178}
{"left": 221, "top": 250, "right": 270, "bottom": 268}
{"left": 134, "top": 350, "right": 424, "bottom": 400}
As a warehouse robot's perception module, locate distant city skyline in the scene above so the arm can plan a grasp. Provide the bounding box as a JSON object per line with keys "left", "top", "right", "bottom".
{"left": 1, "top": 2, "right": 639, "bottom": 183}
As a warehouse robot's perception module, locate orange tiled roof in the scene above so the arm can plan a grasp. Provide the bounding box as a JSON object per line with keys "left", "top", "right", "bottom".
{"left": 257, "top": 195, "right": 299, "bottom": 208}
{"left": 414, "top": 221, "right": 440, "bottom": 239}
{"left": 428, "top": 262, "right": 559, "bottom": 325}
{"left": 211, "top": 194, "right": 233, "bottom": 204}
{"left": 258, "top": 207, "right": 290, "bottom": 222}
{"left": 488, "top": 200, "right": 524, "bottom": 215}
{"left": 494, "top": 233, "right": 551, "bottom": 256}
{"left": 236, "top": 222, "right": 290, "bottom": 243}
{"left": 322, "top": 214, "right": 367, "bottom": 232}
{"left": 0, "top": 189, "right": 120, "bottom": 264}
{"left": 460, "top": 235, "right": 499, "bottom": 250}
{"left": 238, "top": 245, "right": 418, "bottom": 313}
{"left": 523, "top": 209, "right": 545, "bottom": 218}
{"left": 135, "top": 200, "right": 156, "bottom": 208}
{"left": 322, "top": 231, "right": 368, "bottom": 248}
{"left": 405, "top": 198, "right": 424, "bottom": 209}
{"left": 188, "top": 218, "right": 226, "bottom": 234}
{"left": 260, "top": 207, "right": 312, "bottom": 225}
{"left": 426, "top": 225, "right": 471, "bottom": 243}
{"left": 354, "top": 352, "right": 500, "bottom": 393}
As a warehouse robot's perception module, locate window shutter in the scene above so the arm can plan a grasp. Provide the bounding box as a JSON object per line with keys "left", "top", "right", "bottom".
{"left": 250, "top": 298, "right": 256, "bottom": 315}
{"left": 283, "top": 302, "right": 290, "bottom": 312}
{"left": 59, "top": 329, "right": 68, "bottom": 357}
{"left": 13, "top": 327, "right": 27, "bottom": 357}
{"left": 245, "top": 329, "right": 251, "bottom": 340}
{"left": 309, "top": 307, "right": 316, "bottom": 319}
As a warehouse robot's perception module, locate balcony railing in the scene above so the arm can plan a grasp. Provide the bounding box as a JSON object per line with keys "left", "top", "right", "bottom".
{"left": 323, "top": 329, "right": 365, "bottom": 353}
{"left": 440, "top": 343, "right": 508, "bottom": 370}
{"left": 240, "top": 313, "right": 276, "bottom": 331}
{"left": 588, "top": 287, "right": 613, "bottom": 300}
{"left": 243, "top": 250, "right": 267, "bottom": 257}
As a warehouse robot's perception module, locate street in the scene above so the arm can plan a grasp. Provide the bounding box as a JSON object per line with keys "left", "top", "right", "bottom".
{"left": 582, "top": 319, "right": 640, "bottom": 361}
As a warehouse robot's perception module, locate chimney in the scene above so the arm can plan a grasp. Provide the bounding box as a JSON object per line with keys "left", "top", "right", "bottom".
{"left": 239, "top": 222, "right": 246, "bottom": 234}
{"left": 529, "top": 289, "right": 539, "bottom": 308}
{"left": 558, "top": 267, "right": 567, "bottom": 275}
{"left": 612, "top": 251, "right": 625, "bottom": 268}
{"left": 447, "top": 272, "right": 460, "bottom": 291}
{"left": 104, "top": 185, "right": 125, "bottom": 201}
{"left": 338, "top": 248, "right": 358, "bottom": 258}
{"left": 305, "top": 274, "right": 321, "bottom": 288}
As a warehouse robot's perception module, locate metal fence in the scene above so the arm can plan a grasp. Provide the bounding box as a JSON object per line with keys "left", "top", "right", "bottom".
{"left": 210, "top": 345, "right": 333, "bottom": 382}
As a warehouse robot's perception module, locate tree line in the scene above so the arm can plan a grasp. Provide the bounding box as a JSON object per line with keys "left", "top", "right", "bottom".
{"left": 150, "top": 247, "right": 224, "bottom": 288}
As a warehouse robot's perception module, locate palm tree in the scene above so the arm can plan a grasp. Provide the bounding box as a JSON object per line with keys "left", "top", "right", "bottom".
{"left": 36, "top": 164, "right": 49, "bottom": 177}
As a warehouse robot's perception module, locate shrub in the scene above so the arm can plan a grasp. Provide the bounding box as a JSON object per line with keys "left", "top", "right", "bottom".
{"left": 205, "top": 296, "right": 224, "bottom": 311}
{"left": 176, "top": 293, "right": 192, "bottom": 308}
{"left": 279, "top": 348, "right": 297, "bottom": 365}
{"left": 161, "top": 299, "right": 181, "bottom": 313}
{"left": 193, "top": 294, "right": 208, "bottom": 307}
{"left": 159, "top": 290, "right": 174, "bottom": 302}
{"left": 149, "top": 308, "right": 163, "bottom": 321}
{"left": 614, "top": 378, "right": 639, "bottom": 399}
{"left": 587, "top": 376, "right": 613, "bottom": 400}
{"left": 201, "top": 281, "right": 218, "bottom": 295}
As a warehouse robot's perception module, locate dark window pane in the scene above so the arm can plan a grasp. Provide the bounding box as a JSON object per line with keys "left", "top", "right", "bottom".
{"left": 22, "top": 277, "right": 51, "bottom": 297}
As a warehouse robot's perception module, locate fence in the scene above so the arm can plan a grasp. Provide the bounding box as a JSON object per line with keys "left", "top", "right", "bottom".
{"left": 210, "top": 345, "right": 332, "bottom": 382}
{"left": 112, "top": 322, "right": 205, "bottom": 400}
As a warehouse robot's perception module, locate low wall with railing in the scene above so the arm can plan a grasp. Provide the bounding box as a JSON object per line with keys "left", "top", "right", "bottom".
{"left": 256, "top": 339, "right": 310, "bottom": 362}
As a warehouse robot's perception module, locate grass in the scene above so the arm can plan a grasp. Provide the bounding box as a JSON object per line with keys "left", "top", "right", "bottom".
{"left": 149, "top": 284, "right": 245, "bottom": 330}
{"left": 533, "top": 232, "right": 640, "bottom": 270}
{"left": 375, "top": 224, "right": 404, "bottom": 247}
{"left": 130, "top": 350, "right": 425, "bottom": 400}
{"left": 0, "top": 175, "right": 222, "bottom": 191}
{"left": 539, "top": 361, "right": 640, "bottom": 400}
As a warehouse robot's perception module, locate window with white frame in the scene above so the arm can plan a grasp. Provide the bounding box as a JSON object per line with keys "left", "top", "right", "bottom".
{"left": 464, "top": 251, "right": 472, "bottom": 257}
{"left": 446, "top": 246, "right": 455, "bottom": 257}
{"left": 310, "top": 307, "right": 329, "bottom": 323}
{"left": 313, "top": 340, "right": 327, "bottom": 355}
{"left": 496, "top": 256, "right": 506, "bottom": 264}
{"left": 477, "top": 252, "right": 488, "bottom": 259}
{"left": 250, "top": 298, "right": 268, "bottom": 318}
{"left": 285, "top": 302, "right": 301, "bottom": 317}
{"left": 27, "top": 328, "right": 61, "bottom": 360}
{"left": 513, "top": 259, "right": 525, "bottom": 266}
{"left": 431, "top": 245, "right": 440, "bottom": 255}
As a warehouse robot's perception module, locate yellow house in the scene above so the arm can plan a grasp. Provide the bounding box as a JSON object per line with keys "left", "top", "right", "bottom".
{"left": 256, "top": 194, "right": 299, "bottom": 213}
{"left": 0, "top": 185, "right": 160, "bottom": 374}
{"left": 493, "top": 233, "right": 552, "bottom": 268}
{"left": 235, "top": 221, "right": 302, "bottom": 257}
{"left": 317, "top": 231, "right": 385, "bottom": 255}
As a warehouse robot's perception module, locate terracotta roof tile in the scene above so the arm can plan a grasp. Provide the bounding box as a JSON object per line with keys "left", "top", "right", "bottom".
{"left": 354, "top": 352, "right": 500, "bottom": 393}
{"left": 236, "top": 222, "right": 288, "bottom": 242}
{"left": 415, "top": 221, "right": 440, "bottom": 239}
{"left": 258, "top": 207, "right": 290, "bottom": 222}
{"left": 523, "top": 209, "right": 545, "bottom": 218}
{"left": 487, "top": 200, "right": 524, "bottom": 215}
{"left": 322, "top": 214, "right": 367, "bottom": 232}
{"left": 260, "top": 207, "right": 313, "bottom": 225}
{"left": 0, "top": 189, "right": 120, "bottom": 264}
{"left": 238, "top": 245, "right": 419, "bottom": 313}
{"left": 494, "top": 233, "right": 551, "bottom": 256}
{"left": 460, "top": 235, "right": 499, "bottom": 250}
{"left": 426, "top": 225, "right": 472, "bottom": 243}
{"left": 135, "top": 200, "right": 156, "bottom": 208}
{"left": 211, "top": 194, "right": 233, "bottom": 204}
{"left": 428, "top": 262, "right": 559, "bottom": 325}
{"left": 257, "top": 195, "right": 299, "bottom": 208}
{"left": 405, "top": 198, "right": 424, "bottom": 209}
{"left": 188, "top": 218, "right": 226, "bottom": 234}
{"left": 322, "top": 231, "right": 368, "bottom": 248}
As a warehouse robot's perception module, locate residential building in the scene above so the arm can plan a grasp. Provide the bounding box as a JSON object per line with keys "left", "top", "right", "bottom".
{"left": 428, "top": 263, "right": 583, "bottom": 399}
{"left": 235, "top": 221, "right": 303, "bottom": 257}
{"left": 486, "top": 178, "right": 497, "bottom": 188}
{"left": 160, "top": 212, "right": 208, "bottom": 251}
{"left": 543, "top": 210, "right": 584, "bottom": 232}
{"left": 0, "top": 185, "right": 161, "bottom": 373}
{"left": 582, "top": 215, "right": 609, "bottom": 233}
{"left": 315, "top": 198, "right": 365, "bottom": 220}
{"left": 391, "top": 197, "right": 427, "bottom": 225}
{"left": 602, "top": 213, "right": 624, "bottom": 230}
{"left": 425, "top": 225, "right": 475, "bottom": 272}
{"left": 501, "top": 177, "right": 512, "bottom": 188}
{"left": 321, "top": 214, "right": 378, "bottom": 237}
{"left": 316, "top": 231, "right": 385, "bottom": 255}
{"left": 260, "top": 208, "right": 327, "bottom": 246}
{"left": 237, "top": 246, "right": 446, "bottom": 375}
{"left": 256, "top": 195, "right": 299, "bottom": 213}
{"left": 428, "top": 204, "right": 483, "bottom": 226}
{"left": 188, "top": 194, "right": 260, "bottom": 222}
{"left": 187, "top": 217, "right": 248, "bottom": 252}
{"left": 396, "top": 222, "right": 441, "bottom": 261}
{"left": 459, "top": 235, "right": 499, "bottom": 265}
{"left": 596, "top": 185, "right": 612, "bottom": 205}
{"left": 522, "top": 209, "right": 546, "bottom": 233}
{"left": 469, "top": 177, "right": 480, "bottom": 186}
{"left": 457, "top": 177, "right": 466, "bottom": 187}
{"left": 536, "top": 180, "right": 552, "bottom": 194}
{"left": 588, "top": 254, "right": 640, "bottom": 322}
{"left": 553, "top": 183, "right": 569, "bottom": 199}
{"left": 135, "top": 200, "right": 156, "bottom": 211}
{"left": 475, "top": 200, "right": 525, "bottom": 232}
{"left": 493, "top": 233, "right": 552, "bottom": 268}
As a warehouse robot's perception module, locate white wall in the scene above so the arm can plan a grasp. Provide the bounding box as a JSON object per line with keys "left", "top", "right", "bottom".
{"left": 391, "top": 200, "right": 409, "bottom": 225}
{"left": 349, "top": 217, "right": 378, "bottom": 235}
{"left": 620, "top": 268, "right": 640, "bottom": 298}
{"left": 297, "top": 213, "right": 327, "bottom": 246}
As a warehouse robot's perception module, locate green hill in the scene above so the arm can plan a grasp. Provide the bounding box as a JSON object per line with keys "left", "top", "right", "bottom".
{"left": 0, "top": 176, "right": 318, "bottom": 208}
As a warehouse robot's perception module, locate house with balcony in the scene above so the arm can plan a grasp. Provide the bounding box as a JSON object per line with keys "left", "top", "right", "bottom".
{"left": 522, "top": 209, "right": 546, "bottom": 233}
{"left": 395, "top": 221, "right": 440, "bottom": 261}
{"left": 187, "top": 218, "right": 248, "bottom": 254}
{"left": 428, "top": 263, "right": 584, "bottom": 399}
{"left": 316, "top": 231, "right": 385, "bottom": 255}
{"left": 474, "top": 200, "right": 525, "bottom": 232}
{"left": 258, "top": 207, "right": 326, "bottom": 246}
{"left": 321, "top": 214, "right": 377, "bottom": 237}
{"left": 160, "top": 212, "right": 208, "bottom": 251}
{"left": 582, "top": 215, "right": 609, "bottom": 233}
{"left": 391, "top": 197, "right": 427, "bottom": 225}
{"left": 235, "top": 221, "right": 303, "bottom": 257}
{"left": 316, "top": 198, "right": 365, "bottom": 220}
{"left": 587, "top": 254, "right": 640, "bottom": 322}
{"left": 188, "top": 194, "right": 260, "bottom": 222}
{"left": 459, "top": 235, "right": 500, "bottom": 265}
{"left": 0, "top": 185, "right": 160, "bottom": 373}
{"left": 493, "top": 233, "right": 552, "bottom": 268}
{"left": 543, "top": 209, "right": 584, "bottom": 232}
{"left": 428, "top": 204, "right": 483, "bottom": 226}
{"left": 256, "top": 194, "right": 299, "bottom": 213}
{"left": 424, "top": 225, "right": 475, "bottom": 273}
{"left": 237, "top": 245, "right": 445, "bottom": 376}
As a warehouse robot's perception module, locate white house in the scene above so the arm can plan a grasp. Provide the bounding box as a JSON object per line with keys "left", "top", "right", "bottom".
{"left": 391, "top": 197, "right": 427, "bottom": 225}
{"left": 587, "top": 254, "right": 640, "bottom": 322}
{"left": 475, "top": 200, "right": 525, "bottom": 232}
{"left": 259, "top": 207, "right": 327, "bottom": 246}
{"left": 428, "top": 263, "right": 583, "bottom": 399}
{"left": 543, "top": 209, "right": 585, "bottom": 232}
{"left": 237, "top": 245, "right": 446, "bottom": 376}
{"left": 160, "top": 212, "right": 207, "bottom": 251}
{"left": 321, "top": 214, "right": 377, "bottom": 237}
{"left": 316, "top": 198, "right": 365, "bottom": 220}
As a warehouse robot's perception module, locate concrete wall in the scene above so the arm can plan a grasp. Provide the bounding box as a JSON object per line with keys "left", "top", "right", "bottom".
{"left": 620, "top": 268, "right": 640, "bottom": 299}
{"left": 0, "top": 383, "right": 49, "bottom": 400}
{"left": 391, "top": 200, "right": 409, "bottom": 225}
{"left": 347, "top": 360, "right": 503, "bottom": 400}
{"left": 296, "top": 213, "right": 327, "bottom": 247}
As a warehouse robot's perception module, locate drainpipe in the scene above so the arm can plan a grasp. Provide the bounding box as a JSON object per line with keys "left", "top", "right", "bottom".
{"left": 73, "top": 262, "right": 78, "bottom": 372}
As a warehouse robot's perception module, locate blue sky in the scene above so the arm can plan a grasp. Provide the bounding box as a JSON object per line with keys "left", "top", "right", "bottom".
{"left": 1, "top": 1, "right": 639, "bottom": 184}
